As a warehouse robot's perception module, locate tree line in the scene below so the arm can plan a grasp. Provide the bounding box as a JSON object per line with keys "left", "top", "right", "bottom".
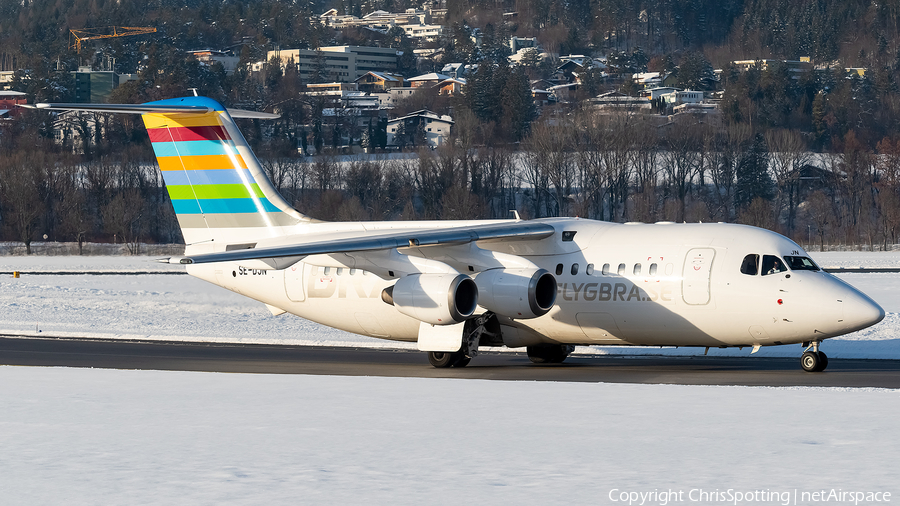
{"left": 4, "top": 107, "right": 900, "bottom": 252}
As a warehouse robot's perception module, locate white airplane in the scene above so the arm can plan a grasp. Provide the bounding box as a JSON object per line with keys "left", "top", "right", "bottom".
{"left": 32, "top": 96, "right": 885, "bottom": 372}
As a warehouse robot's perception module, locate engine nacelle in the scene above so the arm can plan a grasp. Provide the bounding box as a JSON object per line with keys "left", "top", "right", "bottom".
{"left": 383, "top": 273, "right": 478, "bottom": 325}
{"left": 473, "top": 268, "right": 556, "bottom": 319}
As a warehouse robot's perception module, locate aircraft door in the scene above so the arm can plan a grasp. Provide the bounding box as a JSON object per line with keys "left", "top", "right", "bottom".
{"left": 682, "top": 248, "right": 715, "bottom": 305}
{"left": 284, "top": 261, "right": 306, "bottom": 302}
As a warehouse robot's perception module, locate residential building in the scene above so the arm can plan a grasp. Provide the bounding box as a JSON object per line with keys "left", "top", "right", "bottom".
{"left": 436, "top": 78, "right": 465, "bottom": 95}
{"left": 441, "top": 63, "right": 475, "bottom": 79}
{"left": 317, "top": 5, "right": 446, "bottom": 41}
{"left": 0, "top": 90, "right": 26, "bottom": 119}
{"left": 642, "top": 87, "right": 679, "bottom": 100}
{"left": 731, "top": 58, "right": 812, "bottom": 79}
{"left": 0, "top": 71, "right": 14, "bottom": 90}
{"left": 532, "top": 88, "right": 553, "bottom": 107}
{"left": 659, "top": 90, "right": 704, "bottom": 106}
{"left": 557, "top": 55, "right": 607, "bottom": 82}
{"left": 387, "top": 109, "right": 453, "bottom": 148}
{"left": 188, "top": 50, "right": 240, "bottom": 75}
{"left": 355, "top": 71, "right": 405, "bottom": 92}
{"left": 510, "top": 36, "right": 537, "bottom": 54}
{"left": 408, "top": 72, "right": 450, "bottom": 87}
{"left": 589, "top": 90, "right": 651, "bottom": 110}
{"left": 306, "top": 82, "right": 359, "bottom": 94}
{"left": 268, "top": 46, "right": 398, "bottom": 83}
{"left": 401, "top": 23, "right": 443, "bottom": 41}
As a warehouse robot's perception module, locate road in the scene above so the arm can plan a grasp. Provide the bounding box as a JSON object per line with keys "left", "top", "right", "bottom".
{"left": 2, "top": 335, "right": 899, "bottom": 388}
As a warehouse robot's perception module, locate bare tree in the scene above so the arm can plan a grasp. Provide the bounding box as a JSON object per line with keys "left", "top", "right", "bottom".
{"left": 526, "top": 120, "right": 576, "bottom": 217}
{"left": 660, "top": 122, "right": 702, "bottom": 221}
{"left": 875, "top": 137, "right": 900, "bottom": 248}
{"left": 805, "top": 190, "right": 835, "bottom": 250}
{"left": 766, "top": 129, "right": 810, "bottom": 235}
{"left": 631, "top": 118, "right": 661, "bottom": 222}
{"left": 0, "top": 150, "right": 46, "bottom": 254}
{"left": 102, "top": 190, "right": 146, "bottom": 254}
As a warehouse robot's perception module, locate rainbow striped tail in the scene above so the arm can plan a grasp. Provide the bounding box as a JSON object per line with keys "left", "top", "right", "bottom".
{"left": 141, "top": 97, "right": 309, "bottom": 250}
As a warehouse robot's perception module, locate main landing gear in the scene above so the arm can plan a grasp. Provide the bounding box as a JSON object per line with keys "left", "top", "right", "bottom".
{"left": 800, "top": 341, "right": 829, "bottom": 372}
{"left": 428, "top": 351, "right": 471, "bottom": 368}
{"left": 526, "top": 344, "right": 575, "bottom": 364}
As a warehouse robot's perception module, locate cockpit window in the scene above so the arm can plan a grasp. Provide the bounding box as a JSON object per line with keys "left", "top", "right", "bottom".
{"left": 784, "top": 256, "right": 820, "bottom": 271}
{"left": 761, "top": 255, "right": 788, "bottom": 276}
{"left": 740, "top": 254, "right": 759, "bottom": 275}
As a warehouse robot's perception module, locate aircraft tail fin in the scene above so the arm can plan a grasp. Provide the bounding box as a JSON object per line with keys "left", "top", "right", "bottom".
{"left": 139, "top": 96, "right": 311, "bottom": 249}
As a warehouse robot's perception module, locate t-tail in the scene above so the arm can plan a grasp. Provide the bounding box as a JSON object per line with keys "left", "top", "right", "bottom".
{"left": 31, "top": 96, "right": 310, "bottom": 253}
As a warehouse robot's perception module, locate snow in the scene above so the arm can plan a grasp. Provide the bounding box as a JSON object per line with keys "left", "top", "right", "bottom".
{"left": 1, "top": 253, "right": 898, "bottom": 502}
{"left": 0, "top": 366, "right": 897, "bottom": 504}
{"left": 3, "top": 253, "right": 900, "bottom": 358}
{"left": 810, "top": 251, "right": 900, "bottom": 269}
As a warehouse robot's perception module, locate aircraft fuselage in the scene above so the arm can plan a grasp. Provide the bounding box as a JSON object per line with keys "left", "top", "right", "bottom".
{"left": 187, "top": 218, "right": 884, "bottom": 351}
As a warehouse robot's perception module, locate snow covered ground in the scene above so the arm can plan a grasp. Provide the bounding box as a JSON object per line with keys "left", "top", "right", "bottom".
{"left": 2, "top": 253, "right": 898, "bottom": 504}
{"left": 2, "top": 252, "right": 899, "bottom": 359}
{"left": 0, "top": 366, "right": 897, "bottom": 505}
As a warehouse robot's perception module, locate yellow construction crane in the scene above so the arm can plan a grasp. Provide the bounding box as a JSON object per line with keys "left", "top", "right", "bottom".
{"left": 69, "top": 26, "right": 157, "bottom": 53}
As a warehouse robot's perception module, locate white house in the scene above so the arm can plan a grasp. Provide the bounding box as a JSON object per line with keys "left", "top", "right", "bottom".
{"left": 660, "top": 90, "right": 704, "bottom": 105}
{"left": 387, "top": 110, "right": 453, "bottom": 148}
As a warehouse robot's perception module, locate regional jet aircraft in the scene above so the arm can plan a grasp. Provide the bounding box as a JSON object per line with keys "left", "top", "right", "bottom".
{"left": 30, "top": 96, "right": 884, "bottom": 371}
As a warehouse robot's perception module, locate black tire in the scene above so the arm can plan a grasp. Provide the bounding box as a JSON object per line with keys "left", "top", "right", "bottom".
{"left": 428, "top": 351, "right": 457, "bottom": 368}
{"left": 452, "top": 357, "right": 471, "bottom": 368}
{"left": 801, "top": 351, "right": 821, "bottom": 372}
{"left": 817, "top": 351, "right": 828, "bottom": 372}
{"left": 527, "top": 344, "right": 570, "bottom": 364}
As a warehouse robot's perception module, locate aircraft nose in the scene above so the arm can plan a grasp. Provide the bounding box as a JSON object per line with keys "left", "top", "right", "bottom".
{"left": 841, "top": 290, "right": 885, "bottom": 333}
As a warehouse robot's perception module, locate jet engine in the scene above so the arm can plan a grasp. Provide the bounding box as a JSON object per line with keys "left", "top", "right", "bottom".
{"left": 473, "top": 268, "right": 557, "bottom": 319}
{"left": 382, "top": 273, "right": 479, "bottom": 325}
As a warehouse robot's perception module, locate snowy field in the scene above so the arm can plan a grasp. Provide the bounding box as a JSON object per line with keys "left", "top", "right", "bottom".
{"left": 1, "top": 367, "right": 898, "bottom": 505}
{"left": 2, "top": 253, "right": 899, "bottom": 504}
{"left": 1, "top": 251, "right": 899, "bottom": 359}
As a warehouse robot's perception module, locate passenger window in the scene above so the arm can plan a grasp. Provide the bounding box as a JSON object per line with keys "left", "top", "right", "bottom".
{"left": 556, "top": 263, "right": 563, "bottom": 275}
{"left": 617, "top": 263, "right": 626, "bottom": 275}
{"left": 571, "top": 263, "right": 579, "bottom": 275}
{"left": 649, "top": 263, "right": 658, "bottom": 276}
{"left": 761, "top": 255, "right": 788, "bottom": 276}
{"left": 336, "top": 268, "right": 343, "bottom": 276}
{"left": 349, "top": 269, "right": 357, "bottom": 275}
{"left": 741, "top": 254, "right": 760, "bottom": 275}
{"left": 586, "top": 264, "right": 594, "bottom": 275}
{"left": 665, "top": 263, "right": 674, "bottom": 276}
{"left": 601, "top": 263, "right": 610, "bottom": 275}
{"left": 633, "top": 263, "right": 641, "bottom": 275}
{"left": 324, "top": 267, "right": 331, "bottom": 275}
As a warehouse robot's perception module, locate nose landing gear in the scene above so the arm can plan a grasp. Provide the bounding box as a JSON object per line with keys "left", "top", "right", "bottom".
{"left": 800, "top": 341, "right": 829, "bottom": 372}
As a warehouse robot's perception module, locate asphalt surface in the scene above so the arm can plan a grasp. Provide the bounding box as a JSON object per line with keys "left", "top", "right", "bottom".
{"left": 2, "top": 335, "right": 899, "bottom": 388}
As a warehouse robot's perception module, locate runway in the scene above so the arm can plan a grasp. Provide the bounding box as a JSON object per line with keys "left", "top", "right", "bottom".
{"left": 2, "top": 335, "right": 899, "bottom": 388}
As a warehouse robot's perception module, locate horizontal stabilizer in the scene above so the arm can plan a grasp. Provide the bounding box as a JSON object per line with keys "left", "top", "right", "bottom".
{"left": 27, "top": 102, "right": 279, "bottom": 119}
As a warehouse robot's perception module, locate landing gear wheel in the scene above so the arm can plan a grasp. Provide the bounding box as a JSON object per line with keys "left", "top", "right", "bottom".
{"left": 452, "top": 357, "right": 471, "bottom": 368}
{"left": 428, "top": 351, "right": 469, "bottom": 368}
{"left": 428, "top": 351, "right": 458, "bottom": 368}
{"left": 527, "top": 344, "right": 572, "bottom": 364}
{"left": 817, "top": 351, "right": 828, "bottom": 371}
{"left": 801, "top": 350, "right": 828, "bottom": 372}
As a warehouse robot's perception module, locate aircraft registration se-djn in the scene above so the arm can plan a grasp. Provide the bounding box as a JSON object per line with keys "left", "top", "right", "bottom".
{"left": 31, "top": 96, "right": 885, "bottom": 372}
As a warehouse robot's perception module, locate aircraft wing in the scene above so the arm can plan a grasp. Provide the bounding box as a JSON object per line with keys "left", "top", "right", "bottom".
{"left": 179, "top": 221, "right": 556, "bottom": 265}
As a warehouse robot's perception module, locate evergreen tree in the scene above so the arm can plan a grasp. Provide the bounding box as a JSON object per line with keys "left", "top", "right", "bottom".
{"left": 735, "top": 133, "right": 774, "bottom": 210}
{"left": 676, "top": 52, "right": 716, "bottom": 90}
